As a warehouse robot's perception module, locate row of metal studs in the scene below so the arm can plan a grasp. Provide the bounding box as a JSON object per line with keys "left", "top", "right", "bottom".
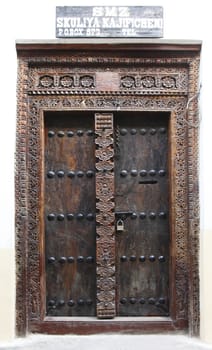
{"left": 48, "top": 299, "right": 93, "bottom": 307}
{"left": 47, "top": 256, "right": 94, "bottom": 264}
{"left": 120, "top": 169, "right": 166, "bottom": 177}
{"left": 47, "top": 170, "right": 95, "bottom": 178}
{"left": 120, "top": 255, "right": 166, "bottom": 262}
{"left": 47, "top": 127, "right": 167, "bottom": 138}
{"left": 119, "top": 127, "right": 166, "bottom": 135}
{"left": 120, "top": 297, "right": 166, "bottom": 305}
{"left": 48, "top": 130, "right": 94, "bottom": 137}
{"left": 46, "top": 169, "right": 166, "bottom": 178}
{"left": 47, "top": 212, "right": 166, "bottom": 221}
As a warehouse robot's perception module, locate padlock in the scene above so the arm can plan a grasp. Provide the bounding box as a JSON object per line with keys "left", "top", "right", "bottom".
{"left": 116, "top": 219, "right": 124, "bottom": 232}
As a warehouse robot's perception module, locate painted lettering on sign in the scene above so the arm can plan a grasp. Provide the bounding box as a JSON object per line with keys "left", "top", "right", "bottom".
{"left": 56, "top": 6, "right": 163, "bottom": 38}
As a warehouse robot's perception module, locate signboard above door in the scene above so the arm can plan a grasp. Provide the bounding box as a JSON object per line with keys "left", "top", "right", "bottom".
{"left": 56, "top": 6, "right": 163, "bottom": 38}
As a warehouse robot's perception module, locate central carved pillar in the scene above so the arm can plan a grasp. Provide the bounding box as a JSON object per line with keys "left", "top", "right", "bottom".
{"left": 95, "top": 113, "right": 116, "bottom": 318}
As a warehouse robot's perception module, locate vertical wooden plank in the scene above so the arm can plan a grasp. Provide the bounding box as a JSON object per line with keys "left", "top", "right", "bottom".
{"left": 95, "top": 113, "right": 116, "bottom": 319}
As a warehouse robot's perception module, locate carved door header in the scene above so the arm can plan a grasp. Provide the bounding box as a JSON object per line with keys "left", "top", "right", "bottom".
{"left": 15, "top": 40, "right": 201, "bottom": 336}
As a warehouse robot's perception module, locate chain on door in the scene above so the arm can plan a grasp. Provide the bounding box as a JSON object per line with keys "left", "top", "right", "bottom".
{"left": 44, "top": 111, "right": 170, "bottom": 318}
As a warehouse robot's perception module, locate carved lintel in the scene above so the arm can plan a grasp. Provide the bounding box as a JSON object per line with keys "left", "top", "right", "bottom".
{"left": 95, "top": 113, "right": 115, "bottom": 319}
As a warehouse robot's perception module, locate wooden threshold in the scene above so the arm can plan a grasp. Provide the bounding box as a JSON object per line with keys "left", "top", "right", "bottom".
{"left": 30, "top": 318, "right": 188, "bottom": 335}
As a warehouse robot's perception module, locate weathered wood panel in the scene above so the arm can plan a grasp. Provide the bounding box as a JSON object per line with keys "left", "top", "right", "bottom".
{"left": 45, "top": 112, "right": 96, "bottom": 316}
{"left": 115, "top": 112, "right": 169, "bottom": 316}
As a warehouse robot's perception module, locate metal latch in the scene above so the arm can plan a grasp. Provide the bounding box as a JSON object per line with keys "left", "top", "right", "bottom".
{"left": 115, "top": 211, "right": 133, "bottom": 219}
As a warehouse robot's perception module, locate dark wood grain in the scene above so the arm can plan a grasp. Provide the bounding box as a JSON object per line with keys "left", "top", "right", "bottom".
{"left": 30, "top": 318, "right": 188, "bottom": 334}
{"left": 115, "top": 112, "right": 169, "bottom": 316}
{"left": 45, "top": 112, "right": 96, "bottom": 316}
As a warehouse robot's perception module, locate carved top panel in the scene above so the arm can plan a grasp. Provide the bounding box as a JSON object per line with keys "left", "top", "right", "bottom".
{"left": 28, "top": 66, "right": 189, "bottom": 95}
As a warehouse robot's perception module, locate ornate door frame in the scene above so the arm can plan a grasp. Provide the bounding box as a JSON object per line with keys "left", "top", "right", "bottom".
{"left": 15, "top": 40, "right": 201, "bottom": 336}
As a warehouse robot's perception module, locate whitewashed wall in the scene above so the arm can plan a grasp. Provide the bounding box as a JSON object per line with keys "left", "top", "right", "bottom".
{"left": 0, "top": 0, "right": 211, "bottom": 343}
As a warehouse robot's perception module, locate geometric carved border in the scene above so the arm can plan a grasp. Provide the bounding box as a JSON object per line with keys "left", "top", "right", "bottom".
{"left": 15, "top": 43, "right": 201, "bottom": 336}
{"left": 95, "top": 113, "right": 115, "bottom": 319}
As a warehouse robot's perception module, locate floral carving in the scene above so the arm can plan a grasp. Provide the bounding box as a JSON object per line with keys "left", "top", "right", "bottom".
{"left": 35, "top": 73, "right": 95, "bottom": 91}
{"left": 95, "top": 135, "right": 113, "bottom": 147}
{"left": 39, "top": 75, "right": 54, "bottom": 87}
{"left": 80, "top": 75, "right": 95, "bottom": 88}
{"left": 120, "top": 73, "right": 186, "bottom": 92}
{"left": 120, "top": 76, "right": 136, "bottom": 88}
{"left": 59, "top": 75, "right": 74, "bottom": 87}
{"left": 96, "top": 149, "right": 114, "bottom": 161}
{"left": 95, "top": 113, "right": 115, "bottom": 319}
{"left": 161, "top": 76, "right": 176, "bottom": 88}
{"left": 141, "top": 76, "right": 156, "bottom": 88}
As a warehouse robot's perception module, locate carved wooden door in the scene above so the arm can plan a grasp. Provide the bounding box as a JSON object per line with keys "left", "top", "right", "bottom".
{"left": 44, "top": 111, "right": 169, "bottom": 318}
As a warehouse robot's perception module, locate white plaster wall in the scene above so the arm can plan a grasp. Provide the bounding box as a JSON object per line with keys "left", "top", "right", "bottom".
{"left": 0, "top": 0, "right": 211, "bottom": 344}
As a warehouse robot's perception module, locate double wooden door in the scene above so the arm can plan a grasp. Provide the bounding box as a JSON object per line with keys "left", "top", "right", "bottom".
{"left": 44, "top": 111, "right": 169, "bottom": 318}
